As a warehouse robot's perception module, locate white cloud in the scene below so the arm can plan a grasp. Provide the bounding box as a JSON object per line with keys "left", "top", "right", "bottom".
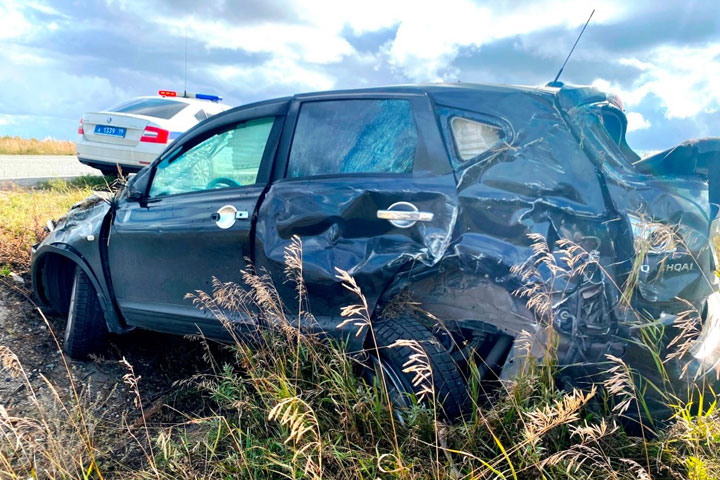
{"left": 212, "top": 58, "right": 335, "bottom": 93}
{"left": 133, "top": 0, "right": 630, "bottom": 88}
{"left": 635, "top": 43, "right": 720, "bottom": 118}
{"left": 0, "top": 44, "right": 129, "bottom": 119}
{"left": 1, "top": 0, "right": 719, "bottom": 145}
{"left": 626, "top": 111, "right": 650, "bottom": 131}
{"left": 0, "top": 0, "right": 34, "bottom": 39}
{"left": 618, "top": 57, "right": 653, "bottom": 71}
{"left": 596, "top": 43, "right": 720, "bottom": 119}
{"left": 590, "top": 78, "right": 635, "bottom": 104}
{"left": 159, "top": 19, "right": 355, "bottom": 65}
{"left": 24, "top": 2, "right": 65, "bottom": 17}
{"left": 379, "top": 0, "right": 628, "bottom": 81}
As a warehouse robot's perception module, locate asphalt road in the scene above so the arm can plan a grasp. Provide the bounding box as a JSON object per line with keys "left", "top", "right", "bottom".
{"left": 0, "top": 155, "right": 101, "bottom": 187}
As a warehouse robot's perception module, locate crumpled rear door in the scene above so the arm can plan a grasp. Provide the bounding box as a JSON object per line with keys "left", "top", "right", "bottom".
{"left": 255, "top": 94, "right": 458, "bottom": 334}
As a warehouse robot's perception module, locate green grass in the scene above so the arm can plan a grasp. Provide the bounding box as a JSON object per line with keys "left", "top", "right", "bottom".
{"left": 0, "top": 176, "right": 110, "bottom": 273}
{"left": 0, "top": 136, "right": 75, "bottom": 155}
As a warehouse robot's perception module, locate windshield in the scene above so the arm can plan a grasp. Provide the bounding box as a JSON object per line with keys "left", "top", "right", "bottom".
{"left": 569, "top": 103, "right": 640, "bottom": 172}
{"left": 107, "top": 98, "right": 188, "bottom": 119}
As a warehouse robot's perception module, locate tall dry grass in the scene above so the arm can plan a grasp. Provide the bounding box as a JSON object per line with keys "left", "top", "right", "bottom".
{"left": 0, "top": 233, "right": 717, "bottom": 478}
{"left": 0, "top": 136, "right": 75, "bottom": 156}
{"left": 131, "top": 235, "right": 720, "bottom": 478}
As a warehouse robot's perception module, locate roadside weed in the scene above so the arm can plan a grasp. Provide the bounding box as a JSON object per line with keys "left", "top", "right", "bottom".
{"left": 0, "top": 231, "right": 718, "bottom": 478}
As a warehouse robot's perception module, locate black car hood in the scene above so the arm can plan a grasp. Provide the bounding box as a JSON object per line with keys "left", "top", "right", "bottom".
{"left": 42, "top": 193, "right": 112, "bottom": 247}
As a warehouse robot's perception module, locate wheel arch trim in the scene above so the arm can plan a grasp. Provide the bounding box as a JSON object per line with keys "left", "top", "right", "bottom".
{"left": 32, "top": 243, "right": 129, "bottom": 334}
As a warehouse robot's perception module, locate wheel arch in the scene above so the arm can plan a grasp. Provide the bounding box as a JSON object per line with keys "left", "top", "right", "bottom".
{"left": 376, "top": 266, "right": 534, "bottom": 329}
{"left": 373, "top": 265, "right": 544, "bottom": 379}
{"left": 32, "top": 244, "right": 127, "bottom": 334}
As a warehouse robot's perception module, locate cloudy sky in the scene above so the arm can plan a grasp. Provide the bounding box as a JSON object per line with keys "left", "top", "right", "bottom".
{"left": 0, "top": 0, "right": 719, "bottom": 153}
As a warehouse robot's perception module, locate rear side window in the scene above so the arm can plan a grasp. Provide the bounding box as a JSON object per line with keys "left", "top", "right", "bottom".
{"left": 109, "top": 98, "right": 188, "bottom": 120}
{"left": 194, "top": 109, "right": 208, "bottom": 122}
{"left": 450, "top": 117, "right": 503, "bottom": 161}
{"left": 287, "top": 99, "right": 417, "bottom": 178}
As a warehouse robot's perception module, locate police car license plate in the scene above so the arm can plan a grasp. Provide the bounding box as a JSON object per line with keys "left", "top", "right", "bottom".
{"left": 94, "top": 125, "right": 126, "bottom": 137}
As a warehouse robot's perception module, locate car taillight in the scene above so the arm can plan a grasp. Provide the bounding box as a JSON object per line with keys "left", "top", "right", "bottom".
{"left": 140, "top": 126, "right": 169, "bottom": 143}
{"left": 609, "top": 93, "right": 624, "bottom": 111}
{"left": 77, "top": 118, "right": 84, "bottom": 135}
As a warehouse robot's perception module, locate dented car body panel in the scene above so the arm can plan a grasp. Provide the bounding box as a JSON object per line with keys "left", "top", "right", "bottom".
{"left": 31, "top": 194, "right": 126, "bottom": 333}
{"left": 32, "top": 83, "right": 720, "bottom": 397}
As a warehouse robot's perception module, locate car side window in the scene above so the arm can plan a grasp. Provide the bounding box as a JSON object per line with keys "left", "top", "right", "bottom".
{"left": 287, "top": 99, "right": 418, "bottom": 178}
{"left": 148, "top": 117, "right": 274, "bottom": 198}
{"left": 450, "top": 117, "right": 503, "bottom": 161}
{"left": 194, "top": 109, "right": 208, "bottom": 122}
{"left": 438, "top": 107, "right": 510, "bottom": 168}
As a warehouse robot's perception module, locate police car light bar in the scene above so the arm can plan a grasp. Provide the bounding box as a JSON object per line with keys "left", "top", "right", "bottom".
{"left": 158, "top": 90, "right": 222, "bottom": 102}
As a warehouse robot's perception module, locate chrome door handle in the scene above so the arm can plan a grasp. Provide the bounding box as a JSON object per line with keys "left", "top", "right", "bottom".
{"left": 377, "top": 210, "right": 434, "bottom": 221}
{"left": 213, "top": 205, "right": 249, "bottom": 229}
{"left": 377, "top": 202, "right": 434, "bottom": 228}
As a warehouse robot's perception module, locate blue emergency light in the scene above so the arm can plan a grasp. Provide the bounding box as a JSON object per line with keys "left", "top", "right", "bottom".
{"left": 158, "top": 90, "right": 222, "bottom": 102}
{"left": 194, "top": 93, "right": 222, "bottom": 102}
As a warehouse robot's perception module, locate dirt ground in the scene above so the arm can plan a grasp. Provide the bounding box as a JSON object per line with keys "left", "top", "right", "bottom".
{"left": 0, "top": 279, "right": 221, "bottom": 427}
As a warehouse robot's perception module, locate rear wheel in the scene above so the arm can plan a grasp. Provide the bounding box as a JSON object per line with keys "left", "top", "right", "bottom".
{"left": 98, "top": 166, "right": 119, "bottom": 177}
{"left": 64, "top": 267, "right": 108, "bottom": 359}
{"left": 368, "top": 316, "right": 470, "bottom": 420}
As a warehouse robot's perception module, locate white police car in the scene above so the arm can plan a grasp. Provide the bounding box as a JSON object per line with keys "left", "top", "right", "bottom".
{"left": 76, "top": 90, "right": 230, "bottom": 175}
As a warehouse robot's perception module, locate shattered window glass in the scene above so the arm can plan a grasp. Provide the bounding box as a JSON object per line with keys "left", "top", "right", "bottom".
{"left": 450, "top": 117, "right": 503, "bottom": 161}
{"left": 148, "top": 117, "right": 274, "bottom": 198}
{"left": 287, "top": 99, "right": 417, "bottom": 178}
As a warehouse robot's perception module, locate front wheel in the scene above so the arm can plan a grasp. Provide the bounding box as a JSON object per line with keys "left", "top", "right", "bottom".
{"left": 64, "top": 268, "right": 108, "bottom": 359}
{"left": 368, "top": 316, "right": 470, "bottom": 420}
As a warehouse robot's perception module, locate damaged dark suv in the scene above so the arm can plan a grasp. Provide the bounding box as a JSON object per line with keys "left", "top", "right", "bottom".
{"left": 32, "top": 83, "right": 720, "bottom": 419}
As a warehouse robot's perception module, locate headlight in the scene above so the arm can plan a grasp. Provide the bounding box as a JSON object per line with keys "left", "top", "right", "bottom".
{"left": 627, "top": 214, "right": 677, "bottom": 254}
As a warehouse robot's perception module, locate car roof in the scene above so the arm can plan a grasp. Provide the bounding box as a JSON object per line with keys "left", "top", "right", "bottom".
{"left": 221, "top": 83, "right": 558, "bottom": 112}
{"left": 292, "top": 82, "right": 559, "bottom": 100}
{"left": 216, "top": 82, "right": 608, "bottom": 121}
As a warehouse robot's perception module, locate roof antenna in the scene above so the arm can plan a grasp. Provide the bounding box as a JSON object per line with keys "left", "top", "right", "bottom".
{"left": 183, "top": 29, "right": 188, "bottom": 98}
{"left": 547, "top": 9, "right": 595, "bottom": 88}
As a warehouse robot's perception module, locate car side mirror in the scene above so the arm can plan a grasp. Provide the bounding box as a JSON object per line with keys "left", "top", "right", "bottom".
{"left": 125, "top": 167, "right": 151, "bottom": 201}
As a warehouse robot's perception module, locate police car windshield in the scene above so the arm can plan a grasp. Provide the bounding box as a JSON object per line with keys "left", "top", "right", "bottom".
{"left": 108, "top": 98, "right": 188, "bottom": 120}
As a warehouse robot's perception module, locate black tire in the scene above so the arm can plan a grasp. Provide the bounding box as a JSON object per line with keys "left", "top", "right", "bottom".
{"left": 369, "top": 317, "right": 470, "bottom": 420}
{"left": 64, "top": 267, "right": 108, "bottom": 359}
{"left": 98, "top": 167, "right": 119, "bottom": 177}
